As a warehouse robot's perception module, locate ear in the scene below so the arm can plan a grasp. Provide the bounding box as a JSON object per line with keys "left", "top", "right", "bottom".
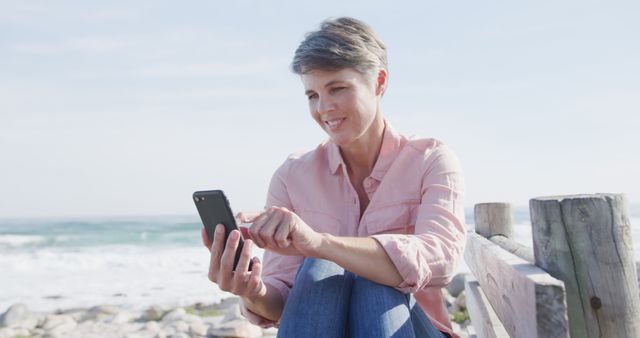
{"left": 375, "top": 69, "right": 388, "bottom": 96}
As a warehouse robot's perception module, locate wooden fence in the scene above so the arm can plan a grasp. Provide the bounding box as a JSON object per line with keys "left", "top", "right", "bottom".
{"left": 464, "top": 194, "right": 640, "bottom": 338}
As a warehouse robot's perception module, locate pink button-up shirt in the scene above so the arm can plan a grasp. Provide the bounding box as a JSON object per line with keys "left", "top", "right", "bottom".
{"left": 241, "top": 120, "right": 466, "bottom": 337}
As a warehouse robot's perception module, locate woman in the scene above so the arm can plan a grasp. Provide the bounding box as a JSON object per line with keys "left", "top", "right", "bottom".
{"left": 201, "top": 17, "right": 465, "bottom": 338}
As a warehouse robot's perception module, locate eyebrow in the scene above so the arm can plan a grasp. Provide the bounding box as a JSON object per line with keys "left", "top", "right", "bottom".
{"left": 305, "top": 80, "right": 345, "bottom": 96}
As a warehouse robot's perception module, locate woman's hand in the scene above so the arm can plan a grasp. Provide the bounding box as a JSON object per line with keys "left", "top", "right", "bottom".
{"left": 201, "top": 225, "right": 266, "bottom": 301}
{"left": 237, "top": 206, "right": 323, "bottom": 257}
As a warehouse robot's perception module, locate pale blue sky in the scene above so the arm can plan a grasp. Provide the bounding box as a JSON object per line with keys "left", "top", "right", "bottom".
{"left": 1, "top": 1, "right": 639, "bottom": 218}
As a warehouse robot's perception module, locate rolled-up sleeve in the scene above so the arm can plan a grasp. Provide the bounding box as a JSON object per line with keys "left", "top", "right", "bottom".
{"left": 239, "top": 158, "right": 304, "bottom": 327}
{"left": 371, "top": 145, "right": 466, "bottom": 293}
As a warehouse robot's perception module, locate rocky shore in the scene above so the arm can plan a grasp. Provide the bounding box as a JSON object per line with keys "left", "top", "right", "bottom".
{"left": 0, "top": 274, "right": 470, "bottom": 338}
{"left": 0, "top": 297, "right": 275, "bottom": 338}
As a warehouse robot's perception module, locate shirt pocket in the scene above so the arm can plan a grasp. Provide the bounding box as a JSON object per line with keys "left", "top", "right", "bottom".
{"left": 296, "top": 209, "right": 342, "bottom": 236}
{"left": 364, "top": 200, "right": 420, "bottom": 235}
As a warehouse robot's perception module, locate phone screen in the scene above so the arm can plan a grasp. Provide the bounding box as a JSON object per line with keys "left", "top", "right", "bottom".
{"left": 193, "top": 190, "right": 252, "bottom": 271}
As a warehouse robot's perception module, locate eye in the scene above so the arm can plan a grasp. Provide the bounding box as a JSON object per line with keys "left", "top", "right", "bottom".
{"left": 307, "top": 93, "right": 318, "bottom": 101}
{"left": 331, "top": 87, "right": 346, "bottom": 93}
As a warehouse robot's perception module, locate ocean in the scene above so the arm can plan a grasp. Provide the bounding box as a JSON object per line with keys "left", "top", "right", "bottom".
{"left": 2, "top": 207, "right": 639, "bottom": 313}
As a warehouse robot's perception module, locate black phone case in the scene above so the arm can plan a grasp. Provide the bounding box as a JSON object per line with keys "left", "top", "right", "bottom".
{"left": 193, "top": 190, "right": 252, "bottom": 271}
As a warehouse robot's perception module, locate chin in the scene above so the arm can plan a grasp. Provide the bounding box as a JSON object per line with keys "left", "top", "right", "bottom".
{"left": 328, "top": 134, "right": 354, "bottom": 146}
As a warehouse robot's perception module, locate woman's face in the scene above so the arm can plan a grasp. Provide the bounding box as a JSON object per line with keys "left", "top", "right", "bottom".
{"left": 301, "top": 68, "right": 383, "bottom": 147}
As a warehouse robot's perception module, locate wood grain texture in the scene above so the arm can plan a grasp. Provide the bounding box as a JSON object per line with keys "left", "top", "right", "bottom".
{"left": 465, "top": 232, "right": 568, "bottom": 338}
{"left": 530, "top": 194, "right": 640, "bottom": 338}
{"left": 490, "top": 235, "right": 535, "bottom": 263}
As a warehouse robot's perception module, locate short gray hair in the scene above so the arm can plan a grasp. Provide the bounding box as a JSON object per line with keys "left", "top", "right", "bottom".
{"left": 291, "top": 17, "right": 388, "bottom": 76}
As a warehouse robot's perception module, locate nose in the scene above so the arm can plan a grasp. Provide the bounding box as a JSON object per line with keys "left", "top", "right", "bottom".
{"left": 316, "top": 95, "right": 335, "bottom": 115}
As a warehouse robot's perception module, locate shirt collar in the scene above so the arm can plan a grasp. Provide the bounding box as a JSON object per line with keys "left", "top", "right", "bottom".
{"left": 327, "top": 119, "right": 402, "bottom": 180}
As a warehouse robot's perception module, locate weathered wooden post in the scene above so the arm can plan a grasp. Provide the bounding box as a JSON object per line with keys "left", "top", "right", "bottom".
{"left": 475, "top": 203, "right": 534, "bottom": 263}
{"left": 474, "top": 203, "right": 513, "bottom": 239}
{"left": 467, "top": 203, "right": 568, "bottom": 338}
{"left": 530, "top": 194, "right": 640, "bottom": 338}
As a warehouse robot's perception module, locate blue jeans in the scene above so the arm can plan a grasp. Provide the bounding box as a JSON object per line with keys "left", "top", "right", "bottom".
{"left": 277, "top": 258, "right": 449, "bottom": 338}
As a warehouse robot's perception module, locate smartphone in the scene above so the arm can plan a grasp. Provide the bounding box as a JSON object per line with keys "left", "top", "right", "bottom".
{"left": 193, "top": 190, "right": 252, "bottom": 271}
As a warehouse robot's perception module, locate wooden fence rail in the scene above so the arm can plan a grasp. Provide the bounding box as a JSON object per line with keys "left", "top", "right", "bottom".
{"left": 465, "top": 194, "right": 640, "bottom": 338}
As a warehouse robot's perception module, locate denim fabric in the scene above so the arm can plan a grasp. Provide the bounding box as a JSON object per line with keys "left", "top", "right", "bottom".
{"left": 277, "top": 258, "right": 448, "bottom": 338}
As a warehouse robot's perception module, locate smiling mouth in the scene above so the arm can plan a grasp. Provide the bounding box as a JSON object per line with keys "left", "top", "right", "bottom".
{"left": 324, "top": 118, "right": 346, "bottom": 130}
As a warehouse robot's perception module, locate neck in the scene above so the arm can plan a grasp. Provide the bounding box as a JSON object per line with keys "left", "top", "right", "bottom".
{"left": 339, "top": 114, "right": 385, "bottom": 176}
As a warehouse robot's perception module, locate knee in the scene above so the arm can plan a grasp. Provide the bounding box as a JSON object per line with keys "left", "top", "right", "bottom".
{"left": 297, "top": 258, "right": 347, "bottom": 282}
{"left": 352, "top": 276, "right": 410, "bottom": 304}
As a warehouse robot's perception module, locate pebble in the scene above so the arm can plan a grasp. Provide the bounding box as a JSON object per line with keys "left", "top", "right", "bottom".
{"left": 0, "top": 290, "right": 469, "bottom": 337}
{"left": 446, "top": 273, "right": 468, "bottom": 298}
{"left": 455, "top": 291, "right": 467, "bottom": 312}
{"left": 161, "top": 308, "right": 185, "bottom": 323}
{"left": 0, "top": 303, "right": 40, "bottom": 330}
{"left": 208, "top": 319, "right": 262, "bottom": 338}
{"left": 0, "top": 327, "right": 15, "bottom": 338}
{"left": 141, "top": 306, "right": 166, "bottom": 322}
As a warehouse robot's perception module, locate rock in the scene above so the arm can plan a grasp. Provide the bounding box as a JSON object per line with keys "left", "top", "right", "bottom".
{"left": 465, "top": 324, "right": 477, "bottom": 338}
{"left": 221, "top": 303, "right": 243, "bottom": 322}
{"left": 122, "top": 322, "right": 145, "bottom": 333}
{"left": 443, "top": 289, "right": 457, "bottom": 313}
{"left": 83, "top": 305, "right": 121, "bottom": 322}
{"left": 70, "top": 320, "right": 97, "bottom": 336}
{"left": 180, "top": 313, "right": 202, "bottom": 325}
{"left": 0, "top": 303, "right": 39, "bottom": 329}
{"left": 201, "top": 315, "right": 225, "bottom": 328}
{"left": 164, "top": 320, "right": 189, "bottom": 335}
{"left": 106, "top": 310, "right": 137, "bottom": 324}
{"left": 153, "top": 330, "right": 168, "bottom": 338}
{"left": 451, "top": 322, "right": 466, "bottom": 338}
{"left": 207, "top": 301, "right": 262, "bottom": 337}
{"left": 123, "top": 334, "right": 144, "bottom": 338}
{"left": 208, "top": 319, "right": 262, "bottom": 338}
{"left": 144, "top": 320, "right": 160, "bottom": 332}
{"left": 455, "top": 291, "right": 467, "bottom": 312}
{"left": 57, "top": 308, "right": 88, "bottom": 323}
{"left": 217, "top": 297, "right": 240, "bottom": 311}
{"left": 161, "top": 308, "right": 186, "bottom": 324}
{"left": 142, "top": 306, "right": 166, "bottom": 322}
{"left": 42, "top": 314, "right": 76, "bottom": 330}
{"left": 45, "top": 315, "right": 77, "bottom": 337}
{"left": 446, "top": 273, "right": 468, "bottom": 298}
{"left": 132, "top": 327, "right": 164, "bottom": 338}
{"left": 11, "top": 327, "right": 30, "bottom": 337}
{"left": 0, "top": 327, "right": 15, "bottom": 338}
{"left": 168, "top": 333, "right": 189, "bottom": 338}
{"left": 262, "top": 327, "right": 279, "bottom": 336}
{"left": 32, "top": 327, "right": 46, "bottom": 336}
{"left": 189, "top": 321, "right": 208, "bottom": 337}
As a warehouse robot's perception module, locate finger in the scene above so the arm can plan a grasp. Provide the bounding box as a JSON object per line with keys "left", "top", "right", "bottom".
{"left": 247, "top": 257, "right": 264, "bottom": 297}
{"left": 236, "top": 211, "right": 262, "bottom": 224}
{"left": 231, "top": 239, "right": 253, "bottom": 293}
{"left": 208, "top": 224, "right": 225, "bottom": 282}
{"left": 219, "top": 229, "right": 240, "bottom": 289}
{"left": 235, "top": 239, "right": 253, "bottom": 274}
{"left": 201, "top": 227, "right": 212, "bottom": 250}
{"left": 250, "top": 209, "right": 277, "bottom": 248}
{"left": 248, "top": 209, "right": 273, "bottom": 228}
{"left": 259, "top": 210, "right": 285, "bottom": 249}
{"left": 274, "top": 213, "right": 292, "bottom": 248}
